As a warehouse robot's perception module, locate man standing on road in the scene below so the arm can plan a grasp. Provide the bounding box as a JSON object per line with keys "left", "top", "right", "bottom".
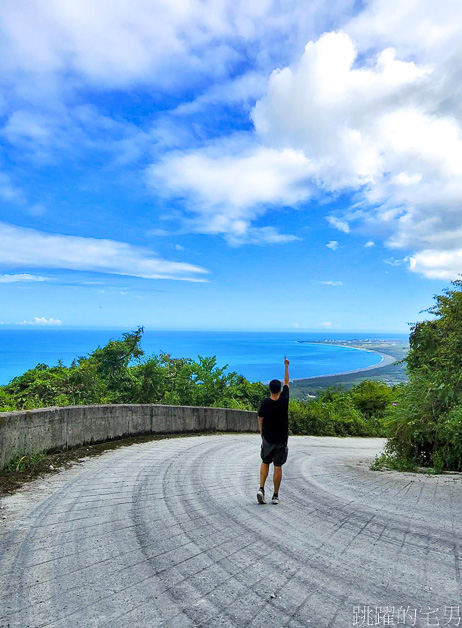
{"left": 257, "top": 357, "right": 290, "bottom": 505}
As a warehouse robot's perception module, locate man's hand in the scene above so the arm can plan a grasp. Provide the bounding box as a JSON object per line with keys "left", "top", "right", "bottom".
{"left": 284, "top": 356, "right": 289, "bottom": 386}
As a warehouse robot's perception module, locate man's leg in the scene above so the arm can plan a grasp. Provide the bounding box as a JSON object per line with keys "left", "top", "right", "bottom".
{"left": 272, "top": 444, "right": 287, "bottom": 502}
{"left": 273, "top": 465, "right": 282, "bottom": 494}
{"left": 257, "top": 462, "right": 270, "bottom": 504}
{"left": 260, "top": 462, "right": 269, "bottom": 488}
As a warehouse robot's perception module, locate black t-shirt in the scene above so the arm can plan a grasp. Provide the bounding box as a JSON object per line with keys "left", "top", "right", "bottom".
{"left": 257, "top": 385, "right": 289, "bottom": 444}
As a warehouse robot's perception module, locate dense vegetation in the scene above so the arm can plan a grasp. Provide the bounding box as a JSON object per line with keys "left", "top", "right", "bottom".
{"left": 289, "top": 380, "right": 392, "bottom": 437}
{"left": 377, "top": 279, "right": 462, "bottom": 472}
{"left": 0, "top": 327, "right": 394, "bottom": 438}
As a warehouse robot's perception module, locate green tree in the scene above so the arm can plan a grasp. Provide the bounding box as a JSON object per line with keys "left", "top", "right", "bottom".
{"left": 289, "top": 385, "right": 388, "bottom": 438}
{"left": 0, "top": 388, "right": 16, "bottom": 412}
{"left": 350, "top": 380, "right": 392, "bottom": 419}
{"left": 383, "top": 280, "right": 462, "bottom": 470}
{"left": 83, "top": 327, "right": 145, "bottom": 403}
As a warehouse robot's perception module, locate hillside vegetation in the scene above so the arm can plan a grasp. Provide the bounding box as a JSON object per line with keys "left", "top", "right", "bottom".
{"left": 377, "top": 279, "right": 462, "bottom": 472}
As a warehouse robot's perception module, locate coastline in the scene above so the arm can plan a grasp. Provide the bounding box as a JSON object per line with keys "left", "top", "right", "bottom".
{"left": 292, "top": 343, "right": 397, "bottom": 383}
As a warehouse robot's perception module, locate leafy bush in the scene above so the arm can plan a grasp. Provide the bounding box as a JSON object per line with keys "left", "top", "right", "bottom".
{"left": 0, "top": 389, "right": 16, "bottom": 412}
{"left": 350, "top": 380, "right": 392, "bottom": 419}
{"left": 432, "top": 404, "right": 462, "bottom": 471}
{"left": 382, "top": 374, "right": 440, "bottom": 466}
{"left": 289, "top": 383, "right": 390, "bottom": 437}
{"left": 380, "top": 280, "right": 462, "bottom": 471}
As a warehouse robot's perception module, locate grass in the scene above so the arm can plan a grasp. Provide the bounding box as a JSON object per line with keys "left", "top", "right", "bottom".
{"left": 370, "top": 452, "right": 417, "bottom": 472}
{"left": 370, "top": 451, "right": 462, "bottom": 475}
{"left": 5, "top": 452, "right": 47, "bottom": 473}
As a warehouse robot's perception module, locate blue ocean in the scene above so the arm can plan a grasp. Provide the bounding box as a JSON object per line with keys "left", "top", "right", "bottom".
{"left": 0, "top": 329, "right": 406, "bottom": 386}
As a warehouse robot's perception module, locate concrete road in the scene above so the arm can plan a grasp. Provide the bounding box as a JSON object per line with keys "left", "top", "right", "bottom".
{"left": 1, "top": 434, "right": 462, "bottom": 628}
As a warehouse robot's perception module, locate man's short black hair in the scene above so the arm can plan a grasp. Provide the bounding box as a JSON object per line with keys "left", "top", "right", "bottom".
{"left": 269, "top": 379, "right": 282, "bottom": 394}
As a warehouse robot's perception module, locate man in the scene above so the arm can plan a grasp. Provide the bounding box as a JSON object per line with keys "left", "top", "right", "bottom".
{"left": 257, "top": 356, "right": 290, "bottom": 505}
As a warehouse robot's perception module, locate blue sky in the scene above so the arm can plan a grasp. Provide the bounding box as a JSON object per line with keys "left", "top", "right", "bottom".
{"left": 1, "top": 0, "right": 461, "bottom": 332}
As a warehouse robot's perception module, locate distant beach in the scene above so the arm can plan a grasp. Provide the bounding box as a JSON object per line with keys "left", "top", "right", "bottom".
{"left": 292, "top": 343, "right": 396, "bottom": 382}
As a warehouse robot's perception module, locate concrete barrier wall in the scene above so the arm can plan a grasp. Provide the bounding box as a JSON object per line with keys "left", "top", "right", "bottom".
{"left": 0, "top": 404, "right": 258, "bottom": 469}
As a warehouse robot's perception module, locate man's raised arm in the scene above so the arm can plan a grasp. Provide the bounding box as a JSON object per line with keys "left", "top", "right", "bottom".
{"left": 284, "top": 356, "right": 290, "bottom": 387}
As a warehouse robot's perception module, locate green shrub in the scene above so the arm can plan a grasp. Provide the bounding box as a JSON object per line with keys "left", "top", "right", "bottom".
{"left": 381, "top": 281, "right": 462, "bottom": 471}
{"left": 289, "top": 398, "right": 336, "bottom": 436}
{"left": 350, "top": 380, "right": 392, "bottom": 419}
{"left": 382, "top": 373, "right": 440, "bottom": 467}
{"left": 433, "top": 404, "right": 462, "bottom": 471}
{"left": 289, "top": 388, "right": 388, "bottom": 437}
{"left": 0, "top": 389, "right": 16, "bottom": 412}
{"left": 370, "top": 448, "right": 417, "bottom": 472}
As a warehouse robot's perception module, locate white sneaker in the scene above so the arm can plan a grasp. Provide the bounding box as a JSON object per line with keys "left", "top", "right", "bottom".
{"left": 272, "top": 494, "right": 280, "bottom": 505}
{"left": 257, "top": 488, "right": 266, "bottom": 504}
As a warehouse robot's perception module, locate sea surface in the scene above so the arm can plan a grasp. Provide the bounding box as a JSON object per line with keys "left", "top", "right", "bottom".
{"left": 0, "top": 329, "right": 407, "bottom": 386}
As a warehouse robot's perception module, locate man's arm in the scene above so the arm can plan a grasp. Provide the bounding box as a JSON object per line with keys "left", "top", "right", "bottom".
{"left": 284, "top": 356, "right": 290, "bottom": 387}
{"left": 258, "top": 416, "right": 263, "bottom": 434}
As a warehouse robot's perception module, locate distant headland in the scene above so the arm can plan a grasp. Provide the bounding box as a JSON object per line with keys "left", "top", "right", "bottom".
{"left": 291, "top": 338, "right": 408, "bottom": 396}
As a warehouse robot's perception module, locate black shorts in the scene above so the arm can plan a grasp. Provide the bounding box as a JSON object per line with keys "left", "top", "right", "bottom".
{"left": 260, "top": 437, "right": 288, "bottom": 466}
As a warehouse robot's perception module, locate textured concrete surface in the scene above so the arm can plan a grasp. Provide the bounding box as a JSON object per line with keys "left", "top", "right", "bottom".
{"left": 0, "top": 404, "right": 257, "bottom": 468}
{"left": 1, "top": 434, "right": 461, "bottom": 628}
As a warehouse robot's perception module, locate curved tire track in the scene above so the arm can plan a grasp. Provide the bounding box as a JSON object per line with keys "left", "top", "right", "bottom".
{"left": 1, "top": 434, "right": 461, "bottom": 627}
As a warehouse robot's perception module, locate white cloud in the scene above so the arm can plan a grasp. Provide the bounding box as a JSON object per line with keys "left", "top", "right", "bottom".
{"left": 230, "top": 227, "right": 300, "bottom": 247}
{"left": 317, "top": 321, "right": 333, "bottom": 328}
{"left": 172, "top": 71, "right": 269, "bottom": 117}
{"left": 0, "top": 0, "right": 355, "bottom": 249}
{"left": 2, "top": 105, "right": 149, "bottom": 166}
{"left": 347, "top": 0, "right": 462, "bottom": 64}
{"left": 248, "top": 20, "right": 462, "bottom": 279}
{"left": 0, "top": 0, "right": 354, "bottom": 95}
{"left": 0, "top": 172, "right": 25, "bottom": 203}
{"left": 0, "top": 273, "right": 50, "bottom": 283}
{"left": 152, "top": 18, "right": 462, "bottom": 261}
{"left": 365, "top": 241, "right": 375, "bottom": 248}
{"left": 150, "top": 144, "right": 312, "bottom": 209}
{"left": 326, "top": 216, "right": 350, "bottom": 233}
{"left": 252, "top": 32, "right": 429, "bottom": 190}
{"left": 18, "top": 317, "right": 62, "bottom": 326}
{"left": 0, "top": 223, "right": 208, "bottom": 281}
{"left": 4, "top": 111, "right": 53, "bottom": 146}
{"left": 326, "top": 241, "right": 339, "bottom": 251}
{"left": 148, "top": 143, "right": 310, "bottom": 244}
{"left": 409, "top": 250, "right": 462, "bottom": 280}
{"left": 319, "top": 280, "right": 343, "bottom": 286}
{"left": 3, "top": 0, "right": 462, "bottom": 280}
{"left": 383, "top": 257, "right": 407, "bottom": 266}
